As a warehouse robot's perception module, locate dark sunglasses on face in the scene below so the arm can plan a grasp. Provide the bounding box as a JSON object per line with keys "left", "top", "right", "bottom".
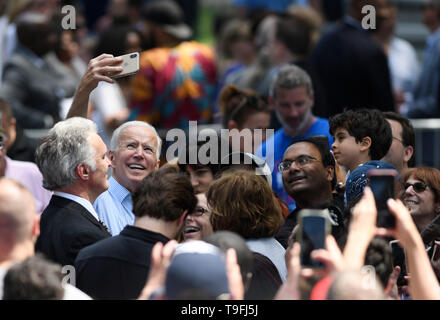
{"left": 403, "top": 182, "right": 430, "bottom": 193}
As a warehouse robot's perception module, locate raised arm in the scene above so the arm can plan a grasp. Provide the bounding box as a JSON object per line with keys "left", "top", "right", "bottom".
{"left": 67, "top": 54, "right": 123, "bottom": 119}
{"left": 343, "top": 187, "right": 381, "bottom": 269}
{"left": 386, "top": 199, "right": 440, "bottom": 300}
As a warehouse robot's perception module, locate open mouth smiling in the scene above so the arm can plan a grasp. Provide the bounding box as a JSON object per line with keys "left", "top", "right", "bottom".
{"left": 184, "top": 226, "right": 200, "bottom": 235}
{"left": 128, "top": 164, "right": 146, "bottom": 171}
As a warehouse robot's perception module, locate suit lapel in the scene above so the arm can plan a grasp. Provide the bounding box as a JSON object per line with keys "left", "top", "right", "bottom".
{"left": 51, "top": 196, "right": 111, "bottom": 235}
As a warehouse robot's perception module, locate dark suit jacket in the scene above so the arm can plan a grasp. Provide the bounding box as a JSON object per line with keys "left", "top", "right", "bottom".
{"left": 312, "top": 20, "right": 394, "bottom": 117}
{"left": 74, "top": 226, "right": 169, "bottom": 300}
{"left": 35, "top": 195, "right": 111, "bottom": 267}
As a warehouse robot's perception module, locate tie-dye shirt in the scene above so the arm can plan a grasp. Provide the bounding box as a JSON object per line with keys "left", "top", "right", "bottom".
{"left": 130, "top": 41, "right": 216, "bottom": 129}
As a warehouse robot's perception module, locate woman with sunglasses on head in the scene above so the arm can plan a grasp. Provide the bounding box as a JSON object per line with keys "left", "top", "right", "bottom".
{"left": 401, "top": 167, "right": 440, "bottom": 235}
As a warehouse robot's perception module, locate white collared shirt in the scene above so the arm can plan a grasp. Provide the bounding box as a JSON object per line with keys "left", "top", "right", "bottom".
{"left": 53, "top": 191, "right": 99, "bottom": 221}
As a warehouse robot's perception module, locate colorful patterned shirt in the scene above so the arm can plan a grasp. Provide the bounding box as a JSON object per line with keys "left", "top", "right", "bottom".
{"left": 130, "top": 41, "right": 216, "bottom": 129}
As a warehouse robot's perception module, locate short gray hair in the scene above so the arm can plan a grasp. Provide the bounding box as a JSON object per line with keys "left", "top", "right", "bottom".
{"left": 269, "top": 64, "right": 313, "bottom": 99}
{"left": 110, "top": 121, "right": 162, "bottom": 159}
{"left": 35, "top": 117, "right": 98, "bottom": 191}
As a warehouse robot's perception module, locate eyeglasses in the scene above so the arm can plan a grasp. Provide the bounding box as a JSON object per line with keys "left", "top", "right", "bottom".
{"left": 278, "top": 155, "right": 318, "bottom": 172}
{"left": 189, "top": 207, "right": 210, "bottom": 217}
{"left": 403, "top": 182, "right": 430, "bottom": 193}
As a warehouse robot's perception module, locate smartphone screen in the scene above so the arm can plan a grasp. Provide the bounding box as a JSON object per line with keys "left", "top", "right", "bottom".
{"left": 390, "top": 240, "right": 407, "bottom": 286}
{"left": 300, "top": 216, "right": 327, "bottom": 268}
{"left": 368, "top": 171, "right": 396, "bottom": 228}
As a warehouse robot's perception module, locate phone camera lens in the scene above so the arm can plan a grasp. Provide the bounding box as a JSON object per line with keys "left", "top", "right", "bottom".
{"left": 130, "top": 53, "right": 137, "bottom": 58}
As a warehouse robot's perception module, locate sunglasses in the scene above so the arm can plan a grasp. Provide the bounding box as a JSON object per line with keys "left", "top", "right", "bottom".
{"left": 403, "top": 182, "right": 430, "bottom": 193}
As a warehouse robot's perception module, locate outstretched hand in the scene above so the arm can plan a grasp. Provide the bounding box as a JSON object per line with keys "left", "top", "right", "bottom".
{"left": 67, "top": 54, "right": 123, "bottom": 119}
{"left": 79, "top": 54, "right": 123, "bottom": 93}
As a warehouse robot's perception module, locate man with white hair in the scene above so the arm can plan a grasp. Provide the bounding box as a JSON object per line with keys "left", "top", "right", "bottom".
{"left": 35, "top": 117, "right": 112, "bottom": 266}
{"left": 94, "top": 121, "right": 162, "bottom": 235}
{"left": 66, "top": 53, "right": 162, "bottom": 236}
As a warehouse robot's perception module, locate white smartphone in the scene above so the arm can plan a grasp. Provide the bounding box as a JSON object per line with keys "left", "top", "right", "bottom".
{"left": 111, "top": 52, "right": 140, "bottom": 78}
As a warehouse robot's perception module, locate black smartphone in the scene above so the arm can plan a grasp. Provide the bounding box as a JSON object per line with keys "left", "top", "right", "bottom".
{"left": 297, "top": 209, "right": 331, "bottom": 268}
{"left": 367, "top": 169, "right": 398, "bottom": 228}
{"left": 390, "top": 240, "right": 408, "bottom": 286}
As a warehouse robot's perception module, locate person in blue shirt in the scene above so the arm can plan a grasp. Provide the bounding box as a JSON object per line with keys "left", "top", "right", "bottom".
{"left": 94, "top": 121, "right": 162, "bottom": 235}
{"left": 232, "top": 0, "right": 309, "bottom": 13}
{"left": 257, "top": 64, "right": 333, "bottom": 211}
{"left": 406, "top": 0, "right": 440, "bottom": 118}
{"left": 63, "top": 53, "right": 163, "bottom": 236}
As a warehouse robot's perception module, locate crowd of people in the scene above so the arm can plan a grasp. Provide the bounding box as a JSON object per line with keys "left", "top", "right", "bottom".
{"left": 1, "top": 0, "right": 440, "bottom": 301}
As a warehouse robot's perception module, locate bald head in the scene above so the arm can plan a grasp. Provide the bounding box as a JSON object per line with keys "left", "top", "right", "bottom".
{"left": 0, "top": 178, "right": 37, "bottom": 246}
{"left": 327, "top": 270, "right": 385, "bottom": 300}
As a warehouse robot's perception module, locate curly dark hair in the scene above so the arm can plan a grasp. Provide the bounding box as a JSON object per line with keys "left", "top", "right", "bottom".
{"left": 329, "top": 108, "right": 392, "bottom": 160}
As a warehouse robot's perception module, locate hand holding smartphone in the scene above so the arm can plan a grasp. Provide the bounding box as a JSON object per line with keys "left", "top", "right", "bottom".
{"left": 367, "top": 169, "right": 398, "bottom": 228}
{"left": 297, "top": 209, "right": 331, "bottom": 268}
{"left": 110, "top": 52, "right": 140, "bottom": 78}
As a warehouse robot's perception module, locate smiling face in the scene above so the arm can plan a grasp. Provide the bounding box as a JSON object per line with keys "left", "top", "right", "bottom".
{"left": 183, "top": 193, "right": 213, "bottom": 241}
{"left": 282, "top": 142, "right": 333, "bottom": 200}
{"left": 110, "top": 125, "right": 159, "bottom": 192}
{"left": 402, "top": 176, "right": 438, "bottom": 226}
